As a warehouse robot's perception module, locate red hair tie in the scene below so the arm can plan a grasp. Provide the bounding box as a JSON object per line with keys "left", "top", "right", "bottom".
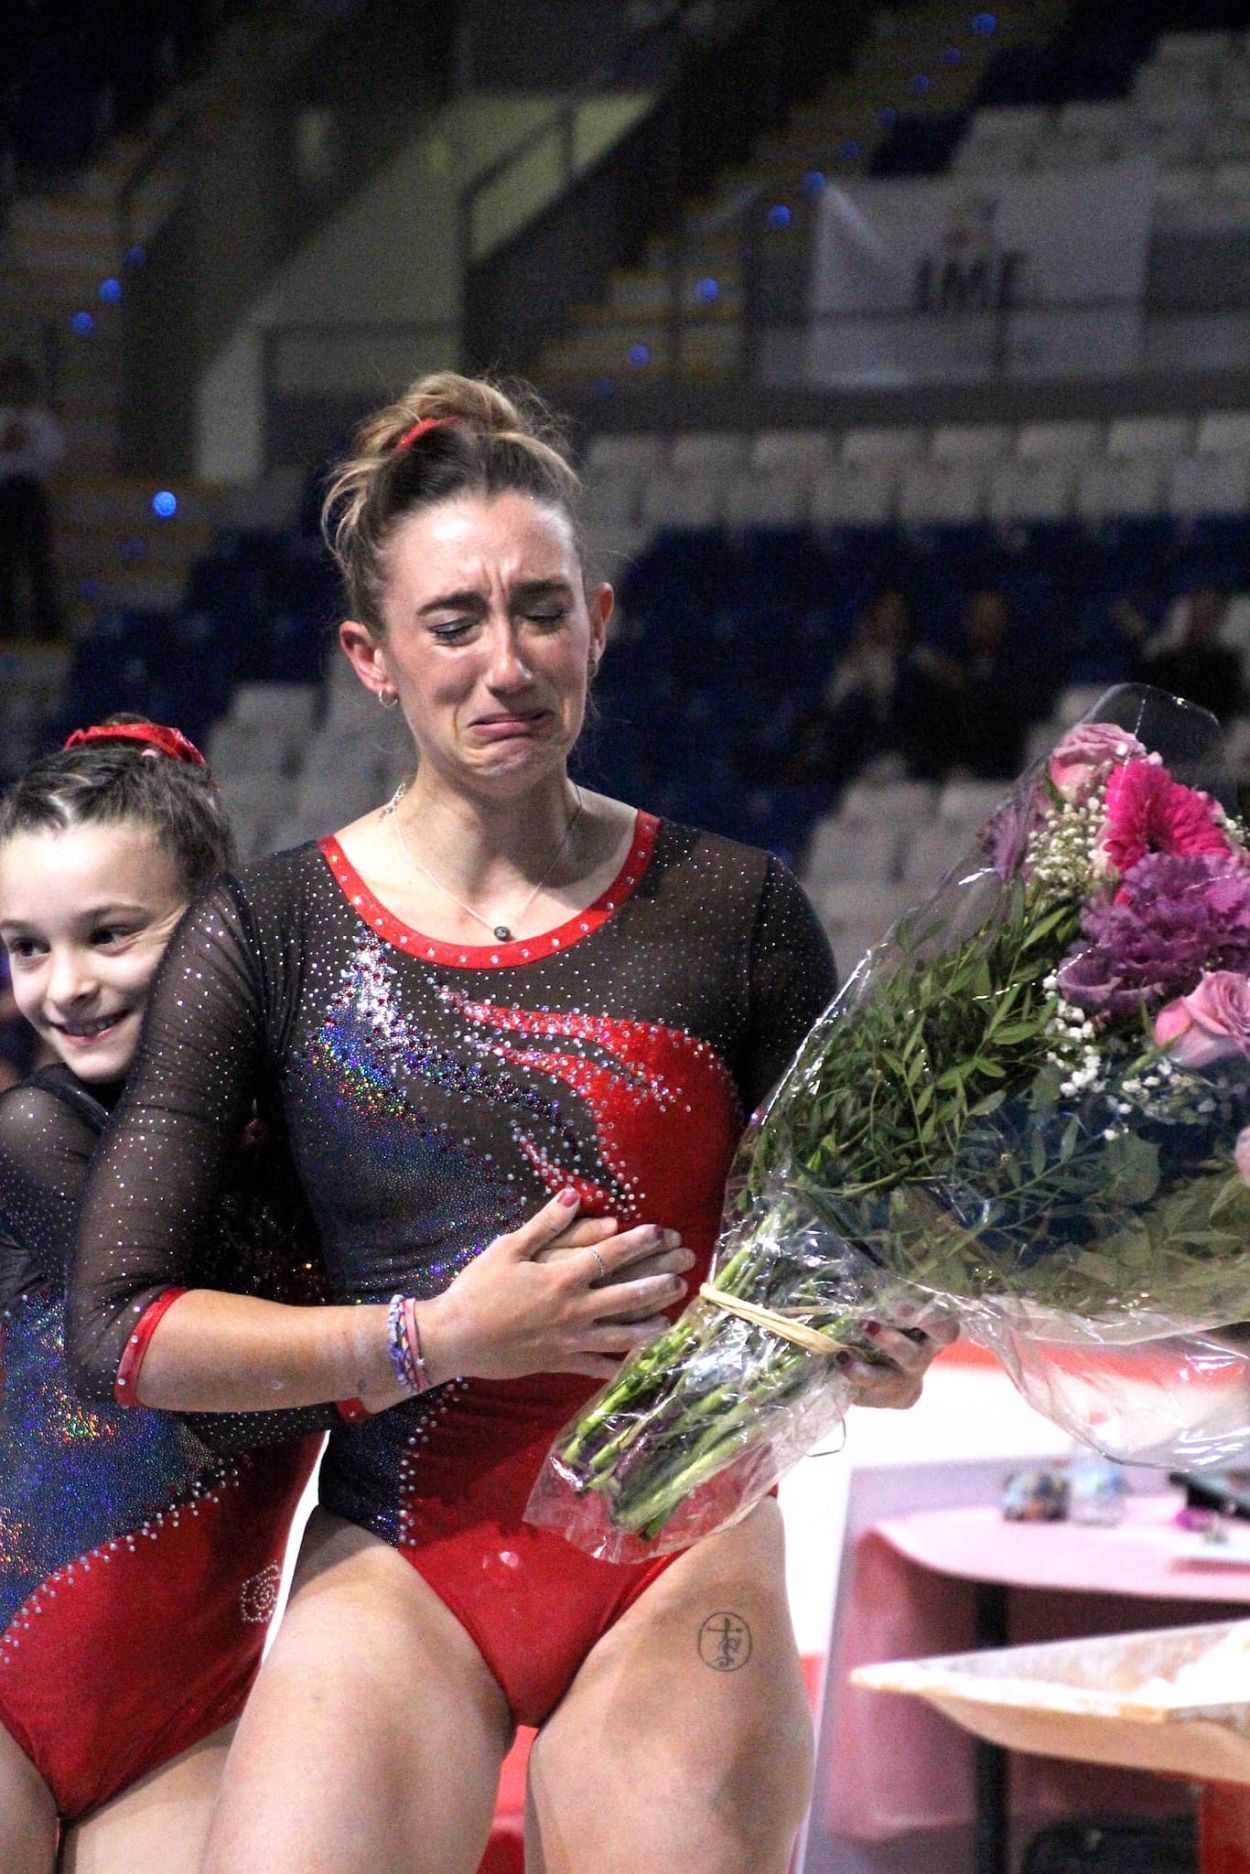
{"left": 394, "top": 415, "right": 458, "bottom": 453}
{"left": 63, "top": 722, "right": 208, "bottom": 768}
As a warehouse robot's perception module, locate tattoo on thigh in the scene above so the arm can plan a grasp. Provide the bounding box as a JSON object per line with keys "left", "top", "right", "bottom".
{"left": 698, "top": 1611, "right": 753, "bottom": 1671}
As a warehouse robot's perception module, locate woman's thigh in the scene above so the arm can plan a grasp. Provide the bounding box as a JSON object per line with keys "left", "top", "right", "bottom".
{"left": 60, "top": 1728, "right": 233, "bottom": 1874}
{"left": 201, "top": 1510, "right": 513, "bottom": 1874}
{"left": 526, "top": 1500, "right": 814, "bottom": 1874}
{"left": 0, "top": 1721, "right": 57, "bottom": 1874}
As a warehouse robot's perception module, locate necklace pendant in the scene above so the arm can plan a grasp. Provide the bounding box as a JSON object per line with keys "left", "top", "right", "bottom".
{"left": 493, "top": 924, "right": 513, "bottom": 942}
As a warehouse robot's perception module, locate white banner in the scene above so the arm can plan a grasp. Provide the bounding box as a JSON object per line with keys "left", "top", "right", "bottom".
{"left": 799, "top": 162, "right": 1156, "bottom": 387}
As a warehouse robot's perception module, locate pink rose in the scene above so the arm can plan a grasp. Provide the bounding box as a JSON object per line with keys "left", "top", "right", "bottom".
{"left": 1235, "top": 1127, "right": 1250, "bottom": 1186}
{"left": 1048, "top": 722, "right": 1145, "bottom": 805}
{"left": 1153, "top": 971, "right": 1250, "bottom": 1068}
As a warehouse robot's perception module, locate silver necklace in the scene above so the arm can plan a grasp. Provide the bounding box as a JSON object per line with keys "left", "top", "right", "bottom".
{"left": 388, "top": 784, "right": 585, "bottom": 943}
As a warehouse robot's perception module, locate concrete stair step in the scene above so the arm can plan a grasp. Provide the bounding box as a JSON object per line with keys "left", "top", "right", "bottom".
{"left": 541, "top": 322, "right": 741, "bottom": 374}
{"left": 582, "top": 293, "right": 742, "bottom": 328}
{"left": 58, "top": 522, "right": 213, "bottom": 578}
{"left": 8, "top": 197, "right": 116, "bottom": 239}
{"left": 9, "top": 227, "right": 120, "bottom": 272}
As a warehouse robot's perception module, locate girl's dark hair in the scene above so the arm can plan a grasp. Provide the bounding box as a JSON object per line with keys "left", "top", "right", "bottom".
{"left": 0, "top": 716, "right": 235, "bottom": 894}
{"left": 321, "top": 370, "right": 582, "bottom": 636}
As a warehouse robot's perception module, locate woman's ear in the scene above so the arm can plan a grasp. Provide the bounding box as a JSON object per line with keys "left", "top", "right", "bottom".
{"left": 588, "top": 582, "right": 613, "bottom": 670}
{"left": 339, "top": 619, "right": 393, "bottom": 702}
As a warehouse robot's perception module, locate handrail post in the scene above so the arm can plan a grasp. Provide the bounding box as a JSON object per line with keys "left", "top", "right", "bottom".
{"left": 667, "top": 224, "right": 684, "bottom": 381}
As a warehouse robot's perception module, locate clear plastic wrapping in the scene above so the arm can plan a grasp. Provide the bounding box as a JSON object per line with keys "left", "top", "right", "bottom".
{"left": 528, "top": 686, "right": 1250, "bottom": 1560}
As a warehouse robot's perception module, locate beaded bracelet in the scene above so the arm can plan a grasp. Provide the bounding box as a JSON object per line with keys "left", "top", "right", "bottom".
{"left": 385, "top": 1293, "right": 430, "bottom": 1396}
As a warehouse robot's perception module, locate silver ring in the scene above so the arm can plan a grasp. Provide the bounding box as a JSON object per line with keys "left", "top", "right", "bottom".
{"left": 587, "top": 1246, "right": 607, "bottom": 1284}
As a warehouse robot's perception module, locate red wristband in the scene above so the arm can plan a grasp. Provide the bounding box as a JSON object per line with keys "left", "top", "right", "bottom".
{"left": 114, "top": 1287, "right": 189, "bottom": 1405}
{"left": 336, "top": 1397, "right": 373, "bottom": 1423}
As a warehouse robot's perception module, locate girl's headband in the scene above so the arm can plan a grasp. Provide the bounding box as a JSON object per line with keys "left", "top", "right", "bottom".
{"left": 63, "top": 723, "right": 208, "bottom": 768}
{"left": 394, "top": 415, "right": 459, "bottom": 453}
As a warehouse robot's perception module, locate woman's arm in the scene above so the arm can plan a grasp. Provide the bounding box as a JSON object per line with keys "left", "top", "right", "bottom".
{"left": 71, "top": 877, "right": 691, "bottom": 1414}
{"left": 135, "top": 1199, "right": 692, "bottom": 1413}
{"left": 0, "top": 1080, "right": 97, "bottom": 1306}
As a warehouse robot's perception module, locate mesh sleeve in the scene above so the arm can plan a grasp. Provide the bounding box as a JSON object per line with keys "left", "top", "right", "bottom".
{"left": 67, "top": 877, "right": 273, "bottom": 1397}
{"left": 0, "top": 1082, "right": 98, "bottom": 1307}
{"left": 741, "top": 858, "right": 838, "bottom": 1114}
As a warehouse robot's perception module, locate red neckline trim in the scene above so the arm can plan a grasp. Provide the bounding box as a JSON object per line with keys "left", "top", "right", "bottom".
{"left": 318, "top": 811, "right": 659, "bottom": 970}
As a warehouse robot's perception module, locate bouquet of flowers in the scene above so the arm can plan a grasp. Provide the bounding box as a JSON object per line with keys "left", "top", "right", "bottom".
{"left": 528, "top": 686, "right": 1250, "bottom": 1561}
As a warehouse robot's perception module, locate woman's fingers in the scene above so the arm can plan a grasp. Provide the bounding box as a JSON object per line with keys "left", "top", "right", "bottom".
{"left": 842, "top": 1357, "right": 924, "bottom": 1410}
{"left": 579, "top": 1268, "right": 687, "bottom": 1322}
{"left": 497, "top": 1189, "right": 582, "bottom": 1258}
{"left": 532, "top": 1215, "right": 621, "bottom": 1261}
{"left": 843, "top": 1306, "right": 957, "bottom": 1409}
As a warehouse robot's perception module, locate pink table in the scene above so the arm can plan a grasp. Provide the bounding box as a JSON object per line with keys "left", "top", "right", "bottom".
{"left": 826, "top": 1493, "right": 1250, "bottom": 1848}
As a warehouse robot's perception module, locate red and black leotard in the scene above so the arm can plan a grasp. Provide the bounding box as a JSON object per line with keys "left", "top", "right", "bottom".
{"left": 0, "top": 1065, "right": 325, "bottom": 1821}
{"left": 70, "top": 815, "right": 836, "bottom": 1726}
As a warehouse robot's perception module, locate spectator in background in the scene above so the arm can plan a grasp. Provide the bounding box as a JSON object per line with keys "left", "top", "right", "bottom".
{"left": 785, "top": 583, "right": 948, "bottom": 789}
{"left": 0, "top": 356, "right": 64, "bottom": 643}
{"left": 1118, "top": 584, "right": 1247, "bottom": 723}
{"left": 931, "top": 583, "right": 1049, "bottom": 780}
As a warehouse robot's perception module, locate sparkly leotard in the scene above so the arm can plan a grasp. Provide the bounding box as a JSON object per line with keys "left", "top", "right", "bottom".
{"left": 0, "top": 1066, "right": 324, "bottom": 1820}
{"left": 71, "top": 815, "right": 836, "bottom": 1725}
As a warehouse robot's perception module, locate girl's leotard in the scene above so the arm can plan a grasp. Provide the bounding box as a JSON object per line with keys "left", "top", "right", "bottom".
{"left": 70, "top": 815, "right": 836, "bottom": 1725}
{"left": 0, "top": 1065, "right": 325, "bottom": 1820}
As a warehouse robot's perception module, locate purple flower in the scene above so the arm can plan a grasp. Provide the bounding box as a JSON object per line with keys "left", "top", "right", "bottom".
{"left": 1057, "top": 851, "right": 1250, "bottom": 1016}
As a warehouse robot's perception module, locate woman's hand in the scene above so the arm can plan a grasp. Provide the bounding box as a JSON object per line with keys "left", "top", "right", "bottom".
{"left": 533, "top": 1213, "right": 694, "bottom": 1319}
{"left": 840, "top": 1307, "right": 958, "bottom": 1411}
{"left": 421, "top": 1191, "right": 694, "bottom": 1386}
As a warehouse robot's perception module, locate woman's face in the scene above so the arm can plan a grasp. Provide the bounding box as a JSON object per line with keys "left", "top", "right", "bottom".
{"left": 0, "top": 821, "right": 188, "bottom": 1084}
{"left": 341, "top": 492, "right": 611, "bottom": 797}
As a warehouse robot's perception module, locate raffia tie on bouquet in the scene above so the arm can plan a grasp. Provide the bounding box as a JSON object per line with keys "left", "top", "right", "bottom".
{"left": 698, "top": 1283, "right": 850, "bottom": 1357}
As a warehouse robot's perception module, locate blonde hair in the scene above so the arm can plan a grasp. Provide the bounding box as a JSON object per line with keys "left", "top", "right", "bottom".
{"left": 321, "top": 372, "right": 582, "bottom": 635}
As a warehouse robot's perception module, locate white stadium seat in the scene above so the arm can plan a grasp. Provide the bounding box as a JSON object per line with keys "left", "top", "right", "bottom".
{"left": 1167, "top": 452, "right": 1250, "bottom": 518}
{"left": 751, "top": 430, "right": 834, "bottom": 471}
{"left": 938, "top": 778, "right": 1008, "bottom": 826}
{"left": 583, "top": 434, "right": 667, "bottom": 481}
{"left": 952, "top": 139, "right": 1033, "bottom": 176}
{"left": 899, "top": 821, "right": 981, "bottom": 887}
{"left": 1106, "top": 416, "right": 1195, "bottom": 458}
{"left": 929, "top": 424, "right": 1012, "bottom": 465}
{"left": 837, "top": 778, "right": 939, "bottom": 825}
{"left": 1015, "top": 420, "right": 1103, "bottom": 463}
{"left": 802, "top": 820, "right": 901, "bottom": 887}
{"left": 722, "top": 466, "right": 811, "bottom": 529}
{"left": 1075, "top": 456, "right": 1166, "bottom": 520}
{"left": 808, "top": 880, "right": 917, "bottom": 967}
{"left": 639, "top": 465, "right": 730, "bottom": 530}
{"left": 809, "top": 463, "right": 895, "bottom": 528}
{"left": 1057, "top": 99, "right": 1126, "bottom": 135}
{"left": 986, "top": 459, "right": 1076, "bottom": 523}
{"left": 897, "top": 461, "right": 986, "bottom": 526}
{"left": 1197, "top": 411, "right": 1250, "bottom": 454}
{"left": 668, "top": 432, "right": 749, "bottom": 475}
{"left": 966, "top": 105, "right": 1052, "bottom": 142}
{"left": 841, "top": 426, "right": 925, "bottom": 467}
{"left": 1055, "top": 683, "right": 1113, "bottom": 727}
